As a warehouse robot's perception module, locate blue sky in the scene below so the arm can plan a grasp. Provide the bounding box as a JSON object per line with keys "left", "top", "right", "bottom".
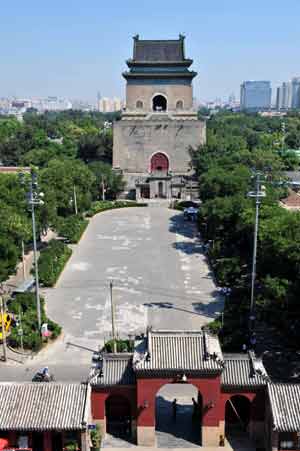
{"left": 1, "top": 0, "right": 300, "bottom": 102}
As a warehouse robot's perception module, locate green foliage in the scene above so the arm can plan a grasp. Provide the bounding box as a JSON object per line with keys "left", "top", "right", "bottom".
{"left": 207, "top": 318, "right": 222, "bottom": 335}
{"left": 192, "top": 111, "right": 300, "bottom": 349}
{"left": 55, "top": 215, "right": 88, "bottom": 243}
{"left": 89, "top": 161, "right": 125, "bottom": 199}
{"left": 63, "top": 441, "right": 80, "bottom": 451}
{"left": 40, "top": 159, "right": 96, "bottom": 219}
{"left": 38, "top": 240, "right": 72, "bottom": 287}
{"left": 103, "top": 339, "right": 133, "bottom": 353}
{"left": 86, "top": 200, "right": 147, "bottom": 217}
{"left": 78, "top": 130, "right": 113, "bottom": 164}
{"left": 90, "top": 424, "right": 101, "bottom": 450}
{"left": 8, "top": 293, "right": 61, "bottom": 351}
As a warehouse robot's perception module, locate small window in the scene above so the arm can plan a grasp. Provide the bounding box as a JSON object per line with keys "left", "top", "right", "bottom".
{"left": 176, "top": 100, "right": 184, "bottom": 110}
{"left": 136, "top": 100, "right": 143, "bottom": 109}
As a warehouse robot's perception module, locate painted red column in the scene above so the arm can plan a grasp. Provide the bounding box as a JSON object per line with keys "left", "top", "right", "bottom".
{"left": 43, "top": 431, "right": 52, "bottom": 451}
{"left": 136, "top": 378, "right": 157, "bottom": 446}
{"left": 194, "top": 376, "right": 222, "bottom": 446}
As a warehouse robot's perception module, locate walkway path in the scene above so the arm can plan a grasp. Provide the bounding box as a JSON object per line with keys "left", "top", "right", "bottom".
{"left": 0, "top": 207, "right": 223, "bottom": 381}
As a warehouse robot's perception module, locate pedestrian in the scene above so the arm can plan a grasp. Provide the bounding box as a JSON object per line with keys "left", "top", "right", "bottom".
{"left": 172, "top": 398, "right": 177, "bottom": 421}
{"left": 250, "top": 333, "right": 256, "bottom": 350}
{"left": 242, "top": 343, "right": 247, "bottom": 353}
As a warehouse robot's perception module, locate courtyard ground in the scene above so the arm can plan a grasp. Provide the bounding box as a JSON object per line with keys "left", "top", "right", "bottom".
{"left": 0, "top": 206, "right": 223, "bottom": 381}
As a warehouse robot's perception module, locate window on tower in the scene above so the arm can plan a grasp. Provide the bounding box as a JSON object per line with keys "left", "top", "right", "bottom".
{"left": 176, "top": 100, "right": 184, "bottom": 110}
{"left": 152, "top": 95, "right": 167, "bottom": 112}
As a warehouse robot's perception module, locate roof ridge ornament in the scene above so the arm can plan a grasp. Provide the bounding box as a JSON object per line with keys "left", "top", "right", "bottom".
{"left": 248, "top": 350, "right": 270, "bottom": 380}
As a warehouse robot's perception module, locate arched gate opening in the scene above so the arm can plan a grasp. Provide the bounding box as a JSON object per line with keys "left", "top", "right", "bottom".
{"left": 155, "top": 383, "right": 202, "bottom": 447}
{"left": 225, "top": 395, "right": 252, "bottom": 448}
{"left": 105, "top": 395, "right": 131, "bottom": 439}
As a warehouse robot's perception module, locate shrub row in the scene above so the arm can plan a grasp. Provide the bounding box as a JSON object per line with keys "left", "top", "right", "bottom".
{"left": 103, "top": 339, "right": 133, "bottom": 353}
{"left": 8, "top": 293, "right": 61, "bottom": 351}
{"left": 38, "top": 240, "right": 72, "bottom": 287}
{"left": 86, "top": 200, "right": 147, "bottom": 217}
{"left": 55, "top": 215, "right": 89, "bottom": 243}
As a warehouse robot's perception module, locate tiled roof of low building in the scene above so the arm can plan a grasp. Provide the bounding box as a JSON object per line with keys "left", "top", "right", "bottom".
{"left": 222, "top": 353, "right": 269, "bottom": 389}
{"left": 0, "top": 383, "right": 89, "bottom": 431}
{"left": 133, "top": 329, "right": 224, "bottom": 374}
{"left": 90, "top": 353, "right": 136, "bottom": 386}
{"left": 280, "top": 189, "right": 300, "bottom": 209}
{"left": 0, "top": 166, "right": 30, "bottom": 174}
{"left": 285, "top": 171, "right": 300, "bottom": 184}
{"left": 268, "top": 383, "right": 300, "bottom": 432}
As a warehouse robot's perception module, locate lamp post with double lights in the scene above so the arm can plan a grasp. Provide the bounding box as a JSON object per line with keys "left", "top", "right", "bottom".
{"left": 247, "top": 172, "right": 266, "bottom": 335}
{"left": 19, "top": 170, "right": 44, "bottom": 332}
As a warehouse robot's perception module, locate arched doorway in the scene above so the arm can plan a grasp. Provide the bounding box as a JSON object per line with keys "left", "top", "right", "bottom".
{"left": 105, "top": 395, "right": 131, "bottom": 439}
{"left": 225, "top": 395, "right": 251, "bottom": 431}
{"left": 225, "top": 395, "right": 252, "bottom": 448}
{"left": 150, "top": 152, "right": 169, "bottom": 173}
{"left": 155, "top": 383, "right": 202, "bottom": 447}
{"left": 152, "top": 95, "right": 167, "bottom": 111}
{"left": 158, "top": 181, "right": 164, "bottom": 198}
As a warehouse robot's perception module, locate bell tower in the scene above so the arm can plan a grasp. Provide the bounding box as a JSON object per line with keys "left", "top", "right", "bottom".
{"left": 113, "top": 35, "right": 206, "bottom": 200}
{"left": 122, "top": 35, "right": 197, "bottom": 116}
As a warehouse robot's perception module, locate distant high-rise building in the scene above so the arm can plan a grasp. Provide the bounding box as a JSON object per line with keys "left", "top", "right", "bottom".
{"left": 276, "top": 82, "right": 292, "bottom": 110}
{"left": 113, "top": 97, "right": 122, "bottom": 111}
{"left": 291, "top": 77, "right": 300, "bottom": 109}
{"left": 228, "top": 92, "right": 236, "bottom": 105}
{"left": 97, "top": 97, "right": 123, "bottom": 112}
{"left": 240, "top": 81, "right": 272, "bottom": 111}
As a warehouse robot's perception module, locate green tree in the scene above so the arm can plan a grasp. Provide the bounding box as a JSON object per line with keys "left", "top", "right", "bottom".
{"left": 89, "top": 161, "right": 125, "bottom": 200}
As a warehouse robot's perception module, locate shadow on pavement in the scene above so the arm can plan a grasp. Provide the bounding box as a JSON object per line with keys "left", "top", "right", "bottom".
{"left": 169, "top": 213, "right": 198, "bottom": 240}
{"left": 144, "top": 298, "right": 223, "bottom": 321}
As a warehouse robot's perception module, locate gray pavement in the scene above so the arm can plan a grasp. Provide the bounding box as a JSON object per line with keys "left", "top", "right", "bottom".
{"left": 0, "top": 207, "right": 223, "bottom": 381}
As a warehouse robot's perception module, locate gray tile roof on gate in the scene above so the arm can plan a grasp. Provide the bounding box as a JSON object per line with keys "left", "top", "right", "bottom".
{"left": 90, "top": 353, "right": 136, "bottom": 386}
{"left": 268, "top": 383, "right": 300, "bottom": 432}
{"left": 222, "top": 353, "right": 269, "bottom": 389}
{"left": 133, "top": 330, "right": 224, "bottom": 373}
{"left": 0, "top": 383, "right": 89, "bottom": 431}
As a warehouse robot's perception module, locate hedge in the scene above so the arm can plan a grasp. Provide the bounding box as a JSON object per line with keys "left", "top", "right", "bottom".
{"left": 103, "top": 339, "right": 133, "bottom": 353}
{"left": 86, "top": 200, "right": 147, "bottom": 217}
{"left": 38, "top": 239, "right": 72, "bottom": 287}
{"left": 55, "top": 215, "right": 89, "bottom": 243}
{"left": 8, "top": 292, "right": 61, "bottom": 351}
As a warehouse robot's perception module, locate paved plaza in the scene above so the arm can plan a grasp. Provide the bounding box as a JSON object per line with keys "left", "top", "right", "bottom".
{"left": 0, "top": 206, "right": 223, "bottom": 381}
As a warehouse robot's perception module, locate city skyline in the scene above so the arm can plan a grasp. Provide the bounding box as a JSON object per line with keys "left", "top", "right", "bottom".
{"left": 1, "top": 1, "right": 300, "bottom": 102}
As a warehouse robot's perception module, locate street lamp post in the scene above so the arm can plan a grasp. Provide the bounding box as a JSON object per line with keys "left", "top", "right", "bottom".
{"left": 247, "top": 172, "right": 266, "bottom": 334}
{"left": 19, "top": 170, "right": 44, "bottom": 332}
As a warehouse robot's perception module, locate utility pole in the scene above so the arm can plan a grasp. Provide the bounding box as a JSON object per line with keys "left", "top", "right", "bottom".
{"left": 21, "top": 240, "right": 26, "bottom": 281}
{"left": 19, "top": 170, "right": 44, "bottom": 332}
{"left": 110, "top": 280, "right": 117, "bottom": 353}
{"left": 30, "top": 183, "right": 42, "bottom": 331}
{"left": 101, "top": 176, "right": 106, "bottom": 201}
{"left": 0, "top": 297, "right": 7, "bottom": 362}
{"left": 18, "top": 305, "right": 24, "bottom": 352}
{"left": 247, "top": 172, "right": 266, "bottom": 334}
{"left": 73, "top": 185, "right": 78, "bottom": 215}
